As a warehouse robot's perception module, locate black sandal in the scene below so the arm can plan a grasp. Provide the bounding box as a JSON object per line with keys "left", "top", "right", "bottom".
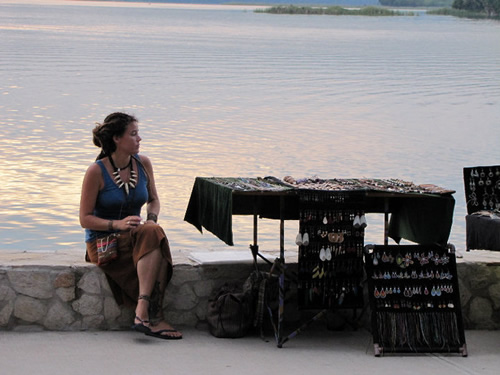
{"left": 131, "top": 295, "right": 151, "bottom": 333}
{"left": 146, "top": 328, "right": 183, "bottom": 340}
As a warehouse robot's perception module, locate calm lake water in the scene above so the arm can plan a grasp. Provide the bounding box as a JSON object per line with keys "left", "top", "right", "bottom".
{"left": 1, "top": 1, "right": 499, "bottom": 255}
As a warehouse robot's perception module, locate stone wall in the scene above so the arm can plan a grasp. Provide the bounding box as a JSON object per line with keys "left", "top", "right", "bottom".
{"left": 1, "top": 255, "right": 500, "bottom": 331}
{"left": 458, "top": 262, "right": 500, "bottom": 329}
{"left": 0, "top": 262, "right": 256, "bottom": 331}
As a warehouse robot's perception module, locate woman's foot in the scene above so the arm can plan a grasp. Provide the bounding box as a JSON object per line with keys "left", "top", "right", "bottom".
{"left": 146, "top": 320, "right": 183, "bottom": 340}
{"left": 132, "top": 295, "right": 151, "bottom": 333}
{"left": 132, "top": 315, "right": 151, "bottom": 333}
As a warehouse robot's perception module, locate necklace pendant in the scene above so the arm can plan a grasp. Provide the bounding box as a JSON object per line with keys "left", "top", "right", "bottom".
{"left": 124, "top": 183, "right": 130, "bottom": 195}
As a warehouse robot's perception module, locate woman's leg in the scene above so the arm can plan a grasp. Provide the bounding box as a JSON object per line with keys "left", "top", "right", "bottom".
{"left": 134, "top": 247, "right": 162, "bottom": 325}
{"left": 135, "top": 248, "right": 182, "bottom": 339}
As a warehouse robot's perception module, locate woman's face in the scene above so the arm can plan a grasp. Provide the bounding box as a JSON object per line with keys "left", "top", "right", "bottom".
{"left": 114, "top": 121, "right": 141, "bottom": 155}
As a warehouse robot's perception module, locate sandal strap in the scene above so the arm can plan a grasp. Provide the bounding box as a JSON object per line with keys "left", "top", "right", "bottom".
{"left": 138, "top": 294, "right": 150, "bottom": 302}
{"left": 134, "top": 315, "right": 150, "bottom": 325}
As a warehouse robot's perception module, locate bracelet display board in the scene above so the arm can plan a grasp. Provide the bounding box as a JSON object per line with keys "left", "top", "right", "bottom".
{"left": 297, "top": 191, "right": 366, "bottom": 310}
{"left": 365, "top": 244, "right": 467, "bottom": 357}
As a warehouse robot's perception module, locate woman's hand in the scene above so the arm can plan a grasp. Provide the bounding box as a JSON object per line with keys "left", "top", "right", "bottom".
{"left": 116, "top": 215, "right": 142, "bottom": 231}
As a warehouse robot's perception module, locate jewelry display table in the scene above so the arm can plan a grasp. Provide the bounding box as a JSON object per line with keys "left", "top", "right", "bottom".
{"left": 184, "top": 176, "right": 456, "bottom": 349}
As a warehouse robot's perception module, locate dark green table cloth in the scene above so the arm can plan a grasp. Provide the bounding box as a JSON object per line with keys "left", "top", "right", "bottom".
{"left": 184, "top": 177, "right": 455, "bottom": 247}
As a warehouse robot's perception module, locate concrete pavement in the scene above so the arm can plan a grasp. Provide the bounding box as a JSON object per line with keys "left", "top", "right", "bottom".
{"left": 1, "top": 326, "right": 499, "bottom": 375}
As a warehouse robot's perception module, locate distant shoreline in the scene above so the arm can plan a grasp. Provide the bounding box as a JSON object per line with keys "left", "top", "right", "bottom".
{"left": 0, "top": 0, "right": 269, "bottom": 11}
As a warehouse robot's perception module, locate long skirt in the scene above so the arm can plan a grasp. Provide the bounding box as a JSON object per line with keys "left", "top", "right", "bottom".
{"left": 86, "top": 223, "right": 173, "bottom": 307}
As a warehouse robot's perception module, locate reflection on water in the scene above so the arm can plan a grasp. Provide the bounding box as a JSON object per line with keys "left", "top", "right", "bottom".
{"left": 0, "top": 2, "right": 499, "bottom": 254}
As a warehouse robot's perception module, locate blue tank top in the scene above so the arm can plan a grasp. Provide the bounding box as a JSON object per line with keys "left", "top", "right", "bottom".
{"left": 85, "top": 156, "right": 149, "bottom": 242}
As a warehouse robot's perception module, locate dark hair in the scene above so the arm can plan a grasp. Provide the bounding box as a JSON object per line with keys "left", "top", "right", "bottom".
{"left": 92, "top": 112, "right": 138, "bottom": 160}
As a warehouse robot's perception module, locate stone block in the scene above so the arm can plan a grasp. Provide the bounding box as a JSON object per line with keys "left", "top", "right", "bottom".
{"left": 14, "top": 295, "right": 47, "bottom": 323}
{"left": 82, "top": 314, "right": 105, "bottom": 330}
{"left": 77, "top": 271, "right": 101, "bottom": 295}
{"left": 8, "top": 269, "right": 53, "bottom": 299}
{"left": 488, "top": 283, "right": 500, "bottom": 310}
{"left": 166, "top": 310, "right": 197, "bottom": 326}
{"left": 54, "top": 271, "right": 75, "bottom": 288}
{"left": 56, "top": 287, "right": 75, "bottom": 302}
{"left": 103, "top": 297, "right": 121, "bottom": 321}
{"left": 98, "top": 273, "right": 113, "bottom": 295}
{"left": 468, "top": 264, "right": 493, "bottom": 292}
{"left": 44, "top": 301, "right": 76, "bottom": 330}
{"left": 70, "top": 320, "right": 82, "bottom": 331}
{"left": 72, "top": 294, "right": 103, "bottom": 316}
{"left": 458, "top": 278, "right": 472, "bottom": 307}
{"left": 13, "top": 325, "right": 45, "bottom": 332}
{"left": 201, "top": 264, "right": 253, "bottom": 281}
{"left": 0, "top": 301, "right": 14, "bottom": 327}
{"left": 170, "top": 266, "right": 202, "bottom": 286}
{"left": 457, "top": 263, "right": 471, "bottom": 281}
{"left": 193, "top": 279, "right": 216, "bottom": 298}
{"left": 116, "top": 307, "right": 134, "bottom": 328}
{"left": 469, "top": 296, "right": 494, "bottom": 328}
{"left": 0, "top": 284, "right": 16, "bottom": 302}
{"left": 195, "top": 300, "right": 209, "bottom": 320}
{"left": 171, "top": 284, "right": 197, "bottom": 311}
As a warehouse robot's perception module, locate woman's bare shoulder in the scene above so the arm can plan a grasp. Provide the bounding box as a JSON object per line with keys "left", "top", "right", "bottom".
{"left": 136, "top": 154, "right": 153, "bottom": 169}
{"left": 85, "top": 160, "right": 103, "bottom": 177}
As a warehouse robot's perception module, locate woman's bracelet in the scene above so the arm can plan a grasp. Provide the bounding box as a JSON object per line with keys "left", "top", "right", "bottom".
{"left": 108, "top": 220, "right": 114, "bottom": 231}
{"left": 147, "top": 213, "right": 158, "bottom": 223}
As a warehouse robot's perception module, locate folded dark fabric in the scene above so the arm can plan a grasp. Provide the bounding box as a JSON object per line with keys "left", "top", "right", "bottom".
{"left": 388, "top": 194, "right": 455, "bottom": 247}
{"left": 184, "top": 177, "right": 234, "bottom": 246}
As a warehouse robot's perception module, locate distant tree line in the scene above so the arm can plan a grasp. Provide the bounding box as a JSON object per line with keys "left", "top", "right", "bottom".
{"left": 452, "top": 0, "right": 500, "bottom": 16}
{"left": 380, "top": 0, "right": 499, "bottom": 16}
{"left": 255, "top": 5, "right": 413, "bottom": 15}
{"left": 379, "top": 0, "right": 453, "bottom": 6}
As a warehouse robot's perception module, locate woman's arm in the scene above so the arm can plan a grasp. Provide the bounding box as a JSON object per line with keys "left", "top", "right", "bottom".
{"left": 79, "top": 162, "right": 107, "bottom": 230}
{"left": 80, "top": 162, "right": 142, "bottom": 231}
{"left": 139, "top": 155, "right": 161, "bottom": 223}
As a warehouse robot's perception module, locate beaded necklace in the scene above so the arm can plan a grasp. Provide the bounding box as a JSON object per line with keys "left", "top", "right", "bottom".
{"left": 109, "top": 156, "right": 137, "bottom": 195}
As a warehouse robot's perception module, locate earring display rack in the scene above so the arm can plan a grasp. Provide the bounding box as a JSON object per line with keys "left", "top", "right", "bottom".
{"left": 463, "top": 165, "right": 500, "bottom": 214}
{"left": 365, "top": 244, "right": 467, "bottom": 357}
{"left": 297, "top": 191, "right": 366, "bottom": 310}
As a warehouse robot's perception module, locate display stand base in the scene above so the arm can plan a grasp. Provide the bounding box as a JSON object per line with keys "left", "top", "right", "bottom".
{"left": 373, "top": 343, "right": 468, "bottom": 357}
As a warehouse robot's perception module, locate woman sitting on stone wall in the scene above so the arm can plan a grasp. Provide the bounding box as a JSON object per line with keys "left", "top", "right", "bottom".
{"left": 79, "top": 112, "right": 182, "bottom": 340}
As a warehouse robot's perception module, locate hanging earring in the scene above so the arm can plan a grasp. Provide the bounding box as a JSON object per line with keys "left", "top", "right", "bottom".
{"left": 295, "top": 232, "right": 303, "bottom": 246}
{"left": 359, "top": 213, "right": 367, "bottom": 228}
{"left": 302, "top": 232, "right": 309, "bottom": 246}
{"left": 325, "top": 246, "right": 332, "bottom": 261}
{"left": 353, "top": 214, "right": 361, "bottom": 228}
{"left": 319, "top": 247, "right": 326, "bottom": 261}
